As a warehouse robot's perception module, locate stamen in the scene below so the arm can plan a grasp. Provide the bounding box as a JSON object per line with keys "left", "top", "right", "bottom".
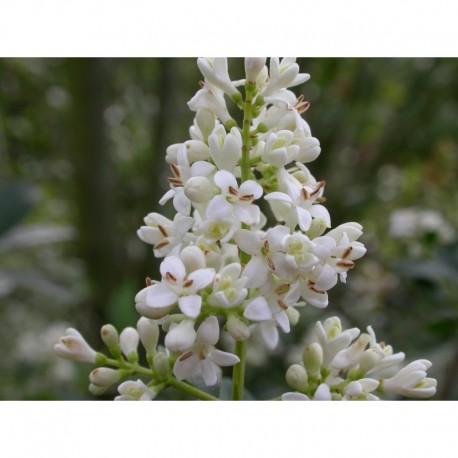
{"left": 170, "top": 163, "right": 181, "bottom": 178}
{"left": 228, "top": 186, "right": 238, "bottom": 196}
{"left": 310, "top": 180, "right": 326, "bottom": 198}
{"left": 264, "top": 240, "right": 270, "bottom": 252}
{"left": 182, "top": 279, "right": 194, "bottom": 288}
{"left": 145, "top": 277, "right": 153, "bottom": 286}
{"left": 336, "top": 260, "right": 355, "bottom": 269}
{"left": 342, "top": 246, "right": 353, "bottom": 259}
{"left": 277, "top": 299, "right": 288, "bottom": 310}
{"left": 179, "top": 351, "right": 194, "bottom": 361}
{"left": 199, "top": 351, "right": 206, "bottom": 360}
{"left": 199, "top": 80, "right": 205, "bottom": 88}
{"left": 158, "top": 225, "right": 169, "bottom": 237}
{"left": 168, "top": 177, "right": 183, "bottom": 186}
{"left": 239, "top": 194, "right": 254, "bottom": 202}
{"left": 166, "top": 272, "right": 177, "bottom": 283}
{"left": 275, "top": 283, "right": 290, "bottom": 295}
{"left": 301, "top": 187, "right": 310, "bottom": 200}
{"left": 267, "top": 256, "right": 275, "bottom": 271}
{"left": 154, "top": 240, "right": 170, "bottom": 250}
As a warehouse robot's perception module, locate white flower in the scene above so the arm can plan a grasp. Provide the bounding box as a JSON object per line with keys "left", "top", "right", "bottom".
{"left": 188, "top": 82, "right": 234, "bottom": 126}
{"left": 173, "top": 316, "right": 240, "bottom": 386}
{"left": 190, "top": 109, "right": 217, "bottom": 143}
{"left": 206, "top": 170, "right": 263, "bottom": 226}
{"left": 54, "top": 328, "right": 97, "bottom": 363}
{"left": 197, "top": 58, "right": 240, "bottom": 98}
{"left": 137, "top": 255, "right": 215, "bottom": 319}
{"left": 261, "top": 130, "right": 300, "bottom": 168}
{"left": 234, "top": 225, "right": 290, "bottom": 288}
{"left": 164, "top": 319, "right": 196, "bottom": 353}
{"left": 265, "top": 171, "right": 330, "bottom": 232}
{"left": 262, "top": 58, "right": 310, "bottom": 97}
{"left": 160, "top": 144, "right": 215, "bottom": 215}
{"left": 115, "top": 379, "right": 157, "bottom": 401}
{"left": 294, "top": 132, "right": 321, "bottom": 163}
{"left": 208, "top": 124, "right": 242, "bottom": 173}
{"left": 137, "top": 212, "right": 194, "bottom": 257}
{"left": 208, "top": 263, "right": 248, "bottom": 309}
{"left": 342, "top": 379, "right": 380, "bottom": 400}
{"left": 196, "top": 215, "right": 240, "bottom": 244}
{"left": 382, "top": 360, "right": 437, "bottom": 399}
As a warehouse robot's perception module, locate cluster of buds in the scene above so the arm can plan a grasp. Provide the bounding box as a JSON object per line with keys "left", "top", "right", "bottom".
{"left": 283, "top": 317, "right": 437, "bottom": 400}
{"left": 55, "top": 58, "right": 436, "bottom": 400}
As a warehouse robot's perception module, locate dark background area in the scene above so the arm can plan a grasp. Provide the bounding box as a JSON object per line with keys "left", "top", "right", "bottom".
{"left": 1, "top": 58, "right": 457, "bottom": 400}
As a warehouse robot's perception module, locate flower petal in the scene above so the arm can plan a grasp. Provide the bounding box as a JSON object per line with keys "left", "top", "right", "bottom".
{"left": 160, "top": 255, "right": 186, "bottom": 281}
{"left": 178, "top": 295, "right": 202, "bottom": 318}
{"left": 209, "top": 349, "right": 240, "bottom": 367}
{"left": 214, "top": 170, "right": 237, "bottom": 192}
{"left": 188, "top": 267, "right": 215, "bottom": 291}
{"left": 206, "top": 195, "right": 233, "bottom": 220}
{"left": 244, "top": 296, "right": 273, "bottom": 321}
{"left": 146, "top": 283, "right": 178, "bottom": 308}
{"left": 173, "top": 351, "right": 200, "bottom": 381}
{"left": 201, "top": 359, "right": 218, "bottom": 386}
{"left": 196, "top": 316, "right": 220, "bottom": 346}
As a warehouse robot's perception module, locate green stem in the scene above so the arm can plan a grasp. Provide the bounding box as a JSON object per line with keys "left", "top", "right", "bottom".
{"left": 167, "top": 377, "right": 218, "bottom": 401}
{"left": 231, "top": 82, "right": 257, "bottom": 400}
{"left": 231, "top": 340, "right": 247, "bottom": 400}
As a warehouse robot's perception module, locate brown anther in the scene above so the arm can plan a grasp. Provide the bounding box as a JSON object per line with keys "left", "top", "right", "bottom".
{"left": 168, "top": 177, "right": 183, "bottom": 186}
{"left": 170, "top": 163, "right": 181, "bottom": 178}
{"left": 145, "top": 277, "right": 153, "bottom": 286}
{"left": 275, "top": 284, "right": 290, "bottom": 295}
{"left": 380, "top": 341, "right": 385, "bottom": 349}
{"left": 158, "top": 225, "right": 169, "bottom": 237}
{"left": 199, "top": 351, "right": 206, "bottom": 360}
{"left": 301, "top": 187, "right": 310, "bottom": 200}
{"left": 264, "top": 240, "right": 270, "bottom": 252}
{"left": 267, "top": 256, "right": 275, "bottom": 271}
{"left": 310, "top": 180, "right": 326, "bottom": 198}
{"left": 165, "top": 272, "right": 177, "bottom": 283}
{"left": 154, "top": 240, "right": 170, "bottom": 250}
{"left": 336, "top": 260, "right": 355, "bottom": 269}
{"left": 315, "top": 197, "right": 327, "bottom": 204}
{"left": 309, "top": 286, "right": 326, "bottom": 295}
{"left": 179, "top": 351, "right": 194, "bottom": 361}
{"left": 228, "top": 186, "right": 238, "bottom": 196}
{"left": 182, "top": 279, "right": 194, "bottom": 288}
{"left": 239, "top": 194, "right": 254, "bottom": 202}
{"left": 342, "top": 246, "right": 353, "bottom": 259}
{"left": 199, "top": 80, "right": 205, "bottom": 88}
{"left": 277, "top": 299, "right": 288, "bottom": 310}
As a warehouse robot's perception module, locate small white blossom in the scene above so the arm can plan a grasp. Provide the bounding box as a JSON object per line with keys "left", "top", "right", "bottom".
{"left": 115, "top": 379, "right": 157, "bottom": 401}
{"left": 54, "top": 328, "right": 97, "bottom": 363}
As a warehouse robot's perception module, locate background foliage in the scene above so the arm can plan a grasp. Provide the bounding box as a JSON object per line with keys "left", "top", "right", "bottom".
{"left": 1, "top": 58, "right": 456, "bottom": 400}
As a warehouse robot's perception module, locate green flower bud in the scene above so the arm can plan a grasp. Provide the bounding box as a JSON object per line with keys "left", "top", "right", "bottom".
{"left": 88, "top": 383, "right": 109, "bottom": 396}
{"left": 306, "top": 218, "right": 328, "bottom": 239}
{"left": 226, "top": 315, "right": 250, "bottom": 341}
{"left": 303, "top": 343, "right": 323, "bottom": 377}
{"left": 153, "top": 352, "right": 170, "bottom": 379}
{"left": 286, "top": 307, "right": 300, "bottom": 326}
{"left": 224, "top": 119, "right": 237, "bottom": 131}
{"left": 286, "top": 364, "right": 308, "bottom": 391}
{"left": 101, "top": 325, "right": 122, "bottom": 359}
{"left": 256, "top": 122, "right": 268, "bottom": 133}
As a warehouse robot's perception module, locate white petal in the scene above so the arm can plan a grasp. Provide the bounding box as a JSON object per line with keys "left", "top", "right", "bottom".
{"left": 209, "top": 349, "right": 240, "bottom": 367}
{"left": 260, "top": 322, "right": 279, "bottom": 350}
{"left": 159, "top": 189, "right": 175, "bottom": 206}
{"left": 282, "top": 392, "right": 309, "bottom": 401}
{"left": 234, "top": 229, "right": 262, "bottom": 255}
{"left": 310, "top": 205, "right": 331, "bottom": 227}
{"left": 206, "top": 195, "right": 233, "bottom": 220}
{"left": 313, "top": 383, "right": 332, "bottom": 400}
{"left": 234, "top": 204, "right": 260, "bottom": 226}
{"left": 275, "top": 310, "right": 290, "bottom": 333}
{"left": 173, "top": 191, "right": 191, "bottom": 216}
{"left": 214, "top": 170, "right": 237, "bottom": 192}
{"left": 239, "top": 180, "right": 263, "bottom": 200}
{"left": 242, "top": 256, "right": 268, "bottom": 288}
{"left": 244, "top": 297, "right": 273, "bottom": 321}
{"left": 160, "top": 255, "right": 186, "bottom": 281}
{"left": 173, "top": 351, "right": 200, "bottom": 381}
{"left": 196, "top": 316, "right": 219, "bottom": 346}
{"left": 264, "top": 191, "right": 293, "bottom": 205}
{"left": 146, "top": 283, "right": 178, "bottom": 308}
{"left": 190, "top": 160, "right": 215, "bottom": 177}
{"left": 296, "top": 207, "right": 312, "bottom": 231}
{"left": 178, "top": 295, "right": 202, "bottom": 318}
{"left": 165, "top": 320, "right": 196, "bottom": 353}
{"left": 188, "top": 267, "right": 215, "bottom": 291}
{"left": 201, "top": 359, "right": 218, "bottom": 386}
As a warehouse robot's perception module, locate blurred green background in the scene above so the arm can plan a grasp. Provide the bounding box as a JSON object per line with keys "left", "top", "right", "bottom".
{"left": 0, "top": 58, "right": 457, "bottom": 400}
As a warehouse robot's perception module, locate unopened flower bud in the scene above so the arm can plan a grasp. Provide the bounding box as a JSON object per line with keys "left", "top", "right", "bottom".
{"left": 358, "top": 349, "right": 380, "bottom": 374}
{"left": 286, "top": 364, "right": 308, "bottom": 391}
{"left": 245, "top": 58, "right": 266, "bottom": 83}
{"left": 89, "top": 367, "right": 121, "bottom": 387}
{"left": 120, "top": 327, "right": 139, "bottom": 361}
{"left": 153, "top": 352, "right": 170, "bottom": 379}
{"left": 137, "top": 317, "right": 160, "bottom": 356}
{"left": 89, "top": 383, "right": 109, "bottom": 396}
{"left": 184, "top": 176, "right": 216, "bottom": 203}
{"left": 306, "top": 218, "right": 328, "bottom": 239}
{"left": 226, "top": 315, "right": 250, "bottom": 341}
{"left": 101, "top": 324, "right": 121, "bottom": 357}
{"left": 54, "top": 328, "right": 97, "bottom": 363}
{"left": 195, "top": 108, "right": 216, "bottom": 141}
{"left": 115, "top": 379, "right": 157, "bottom": 401}
{"left": 180, "top": 245, "right": 206, "bottom": 272}
{"left": 286, "top": 307, "right": 300, "bottom": 326}
{"left": 303, "top": 343, "right": 323, "bottom": 377}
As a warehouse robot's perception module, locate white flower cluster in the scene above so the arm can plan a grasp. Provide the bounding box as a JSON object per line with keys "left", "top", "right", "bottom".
{"left": 55, "top": 58, "right": 436, "bottom": 401}
{"left": 282, "top": 316, "right": 437, "bottom": 400}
